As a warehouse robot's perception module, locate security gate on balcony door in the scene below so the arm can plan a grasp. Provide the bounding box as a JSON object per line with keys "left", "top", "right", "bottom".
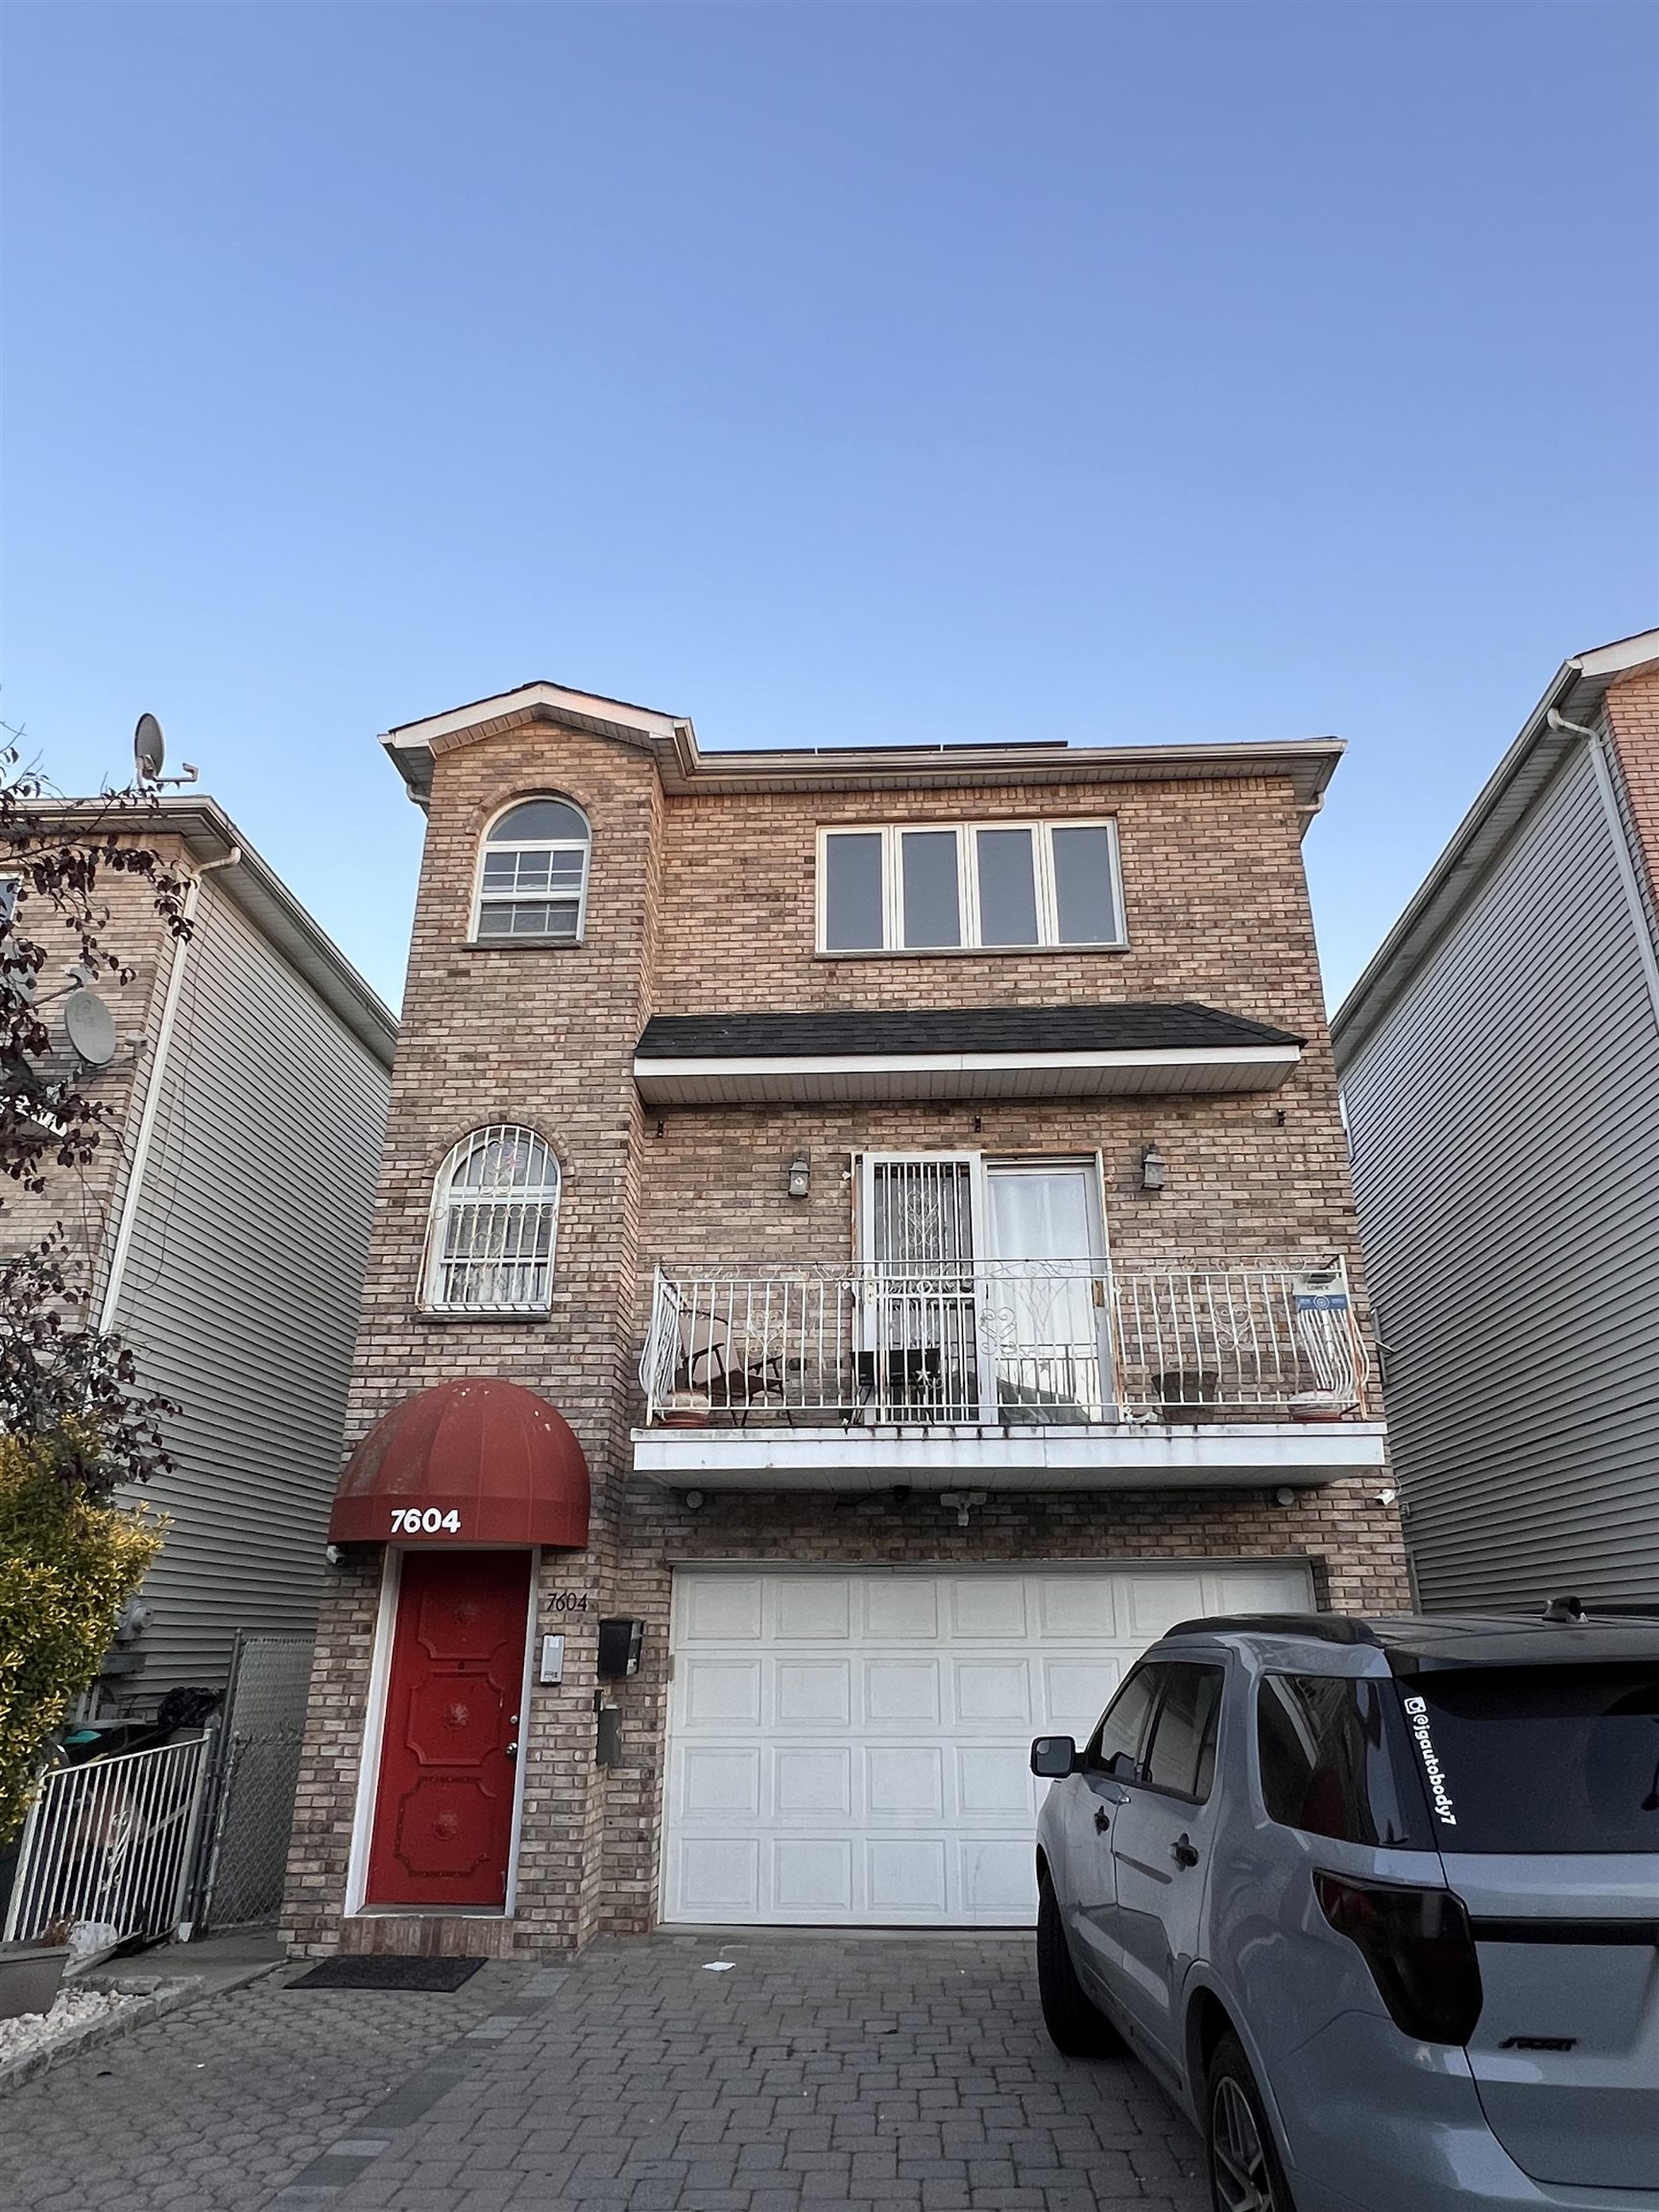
{"left": 662, "top": 1563, "right": 1313, "bottom": 1927}
{"left": 855, "top": 1154, "right": 1110, "bottom": 1422}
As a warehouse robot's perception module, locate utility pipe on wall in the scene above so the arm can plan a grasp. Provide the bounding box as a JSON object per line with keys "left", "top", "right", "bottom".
{"left": 97, "top": 848, "right": 241, "bottom": 1332}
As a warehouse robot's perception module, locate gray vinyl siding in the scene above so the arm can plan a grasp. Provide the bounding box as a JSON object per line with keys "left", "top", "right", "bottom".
{"left": 109, "top": 879, "right": 391, "bottom": 1695}
{"left": 1343, "top": 738, "right": 1659, "bottom": 1611}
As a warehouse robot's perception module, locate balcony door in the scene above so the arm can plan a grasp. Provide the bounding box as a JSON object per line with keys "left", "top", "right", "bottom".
{"left": 984, "top": 1162, "right": 1112, "bottom": 1423}
{"left": 856, "top": 1155, "right": 1111, "bottom": 1423}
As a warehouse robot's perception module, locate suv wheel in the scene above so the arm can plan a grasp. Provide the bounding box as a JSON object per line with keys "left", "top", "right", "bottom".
{"left": 1035, "top": 1872, "right": 1119, "bottom": 2056}
{"left": 1207, "top": 2032, "right": 1294, "bottom": 2212}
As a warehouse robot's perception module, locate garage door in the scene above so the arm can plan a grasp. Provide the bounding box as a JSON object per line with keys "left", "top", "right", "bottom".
{"left": 662, "top": 1561, "right": 1310, "bottom": 1927}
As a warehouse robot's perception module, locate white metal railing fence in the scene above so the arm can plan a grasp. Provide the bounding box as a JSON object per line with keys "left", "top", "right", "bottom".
{"left": 3, "top": 1734, "right": 213, "bottom": 1946}
{"left": 639, "top": 1259, "right": 1367, "bottom": 1425}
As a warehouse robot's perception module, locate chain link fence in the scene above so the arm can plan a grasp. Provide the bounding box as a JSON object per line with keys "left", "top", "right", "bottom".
{"left": 193, "top": 1632, "right": 314, "bottom": 1933}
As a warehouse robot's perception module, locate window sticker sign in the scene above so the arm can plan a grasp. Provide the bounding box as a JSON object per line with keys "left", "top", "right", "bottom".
{"left": 1403, "top": 1695, "right": 1457, "bottom": 1827}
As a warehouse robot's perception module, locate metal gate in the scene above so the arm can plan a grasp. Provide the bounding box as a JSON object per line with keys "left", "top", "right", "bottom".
{"left": 192, "top": 1632, "right": 314, "bottom": 1933}
{"left": 4, "top": 1735, "right": 213, "bottom": 1944}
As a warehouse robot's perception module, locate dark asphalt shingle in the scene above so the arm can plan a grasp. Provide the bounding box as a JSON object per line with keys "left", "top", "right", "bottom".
{"left": 636, "top": 1001, "right": 1304, "bottom": 1061}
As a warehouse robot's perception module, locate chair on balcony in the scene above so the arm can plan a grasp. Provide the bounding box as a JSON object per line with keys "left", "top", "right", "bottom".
{"left": 677, "top": 1299, "right": 790, "bottom": 1427}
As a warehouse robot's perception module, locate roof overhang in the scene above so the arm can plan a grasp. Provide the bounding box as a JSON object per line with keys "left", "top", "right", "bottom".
{"left": 633, "top": 1042, "right": 1301, "bottom": 1105}
{"left": 380, "top": 682, "right": 1344, "bottom": 822}
{"left": 6, "top": 797, "right": 397, "bottom": 1069}
{"left": 1333, "top": 626, "right": 1659, "bottom": 1070}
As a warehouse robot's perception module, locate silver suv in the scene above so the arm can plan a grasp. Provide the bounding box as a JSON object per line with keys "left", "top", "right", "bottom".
{"left": 1029, "top": 1607, "right": 1659, "bottom": 2212}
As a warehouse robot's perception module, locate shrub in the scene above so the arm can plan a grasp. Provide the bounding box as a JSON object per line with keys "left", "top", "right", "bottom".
{"left": 0, "top": 1432, "right": 164, "bottom": 1842}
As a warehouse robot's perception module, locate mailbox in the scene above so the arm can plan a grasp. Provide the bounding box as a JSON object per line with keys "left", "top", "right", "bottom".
{"left": 596, "top": 1616, "right": 643, "bottom": 1678}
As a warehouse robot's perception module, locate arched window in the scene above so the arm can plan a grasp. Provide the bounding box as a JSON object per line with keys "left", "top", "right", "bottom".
{"left": 423, "top": 1126, "right": 562, "bottom": 1312}
{"left": 473, "top": 798, "right": 590, "bottom": 942}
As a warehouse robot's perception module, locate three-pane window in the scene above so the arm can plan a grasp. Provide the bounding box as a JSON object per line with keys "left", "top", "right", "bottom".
{"left": 819, "top": 820, "right": 1125, "bottom": 953}
{"left": 473, "top": 799, "right": 590, "bottom": 942}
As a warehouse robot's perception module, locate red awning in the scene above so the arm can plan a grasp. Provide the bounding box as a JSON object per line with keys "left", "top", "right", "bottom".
{"left": 328, "top": 1379, "right": 589, "bottom": 1549}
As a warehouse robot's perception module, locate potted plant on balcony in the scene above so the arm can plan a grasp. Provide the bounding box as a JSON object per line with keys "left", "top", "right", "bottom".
{"left": 661, "top": 1385, "right": 710, "bottom": 1430}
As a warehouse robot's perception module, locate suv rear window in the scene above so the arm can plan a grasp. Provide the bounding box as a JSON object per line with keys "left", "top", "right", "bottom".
{"left": 1395, "top": 1664, "right": 1659, "bottom": 1855}
{"left": 1258, "top": 1674, "right": 1428, "bottom": 1846}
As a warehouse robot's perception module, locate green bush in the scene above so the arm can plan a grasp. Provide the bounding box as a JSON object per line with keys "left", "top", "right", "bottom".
{"left": 0, "top": 1433, "right": 164, "bottom": 1842}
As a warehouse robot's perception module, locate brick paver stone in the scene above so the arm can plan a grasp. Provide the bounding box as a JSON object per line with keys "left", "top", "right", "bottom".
{"left": 0, "top": 1933, "right": 1213, "bottom": 2210}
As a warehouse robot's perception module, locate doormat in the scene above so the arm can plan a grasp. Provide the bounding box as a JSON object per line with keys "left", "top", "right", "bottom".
{"left": 287, "top": 1956, "right": 485, "bottom": 1992}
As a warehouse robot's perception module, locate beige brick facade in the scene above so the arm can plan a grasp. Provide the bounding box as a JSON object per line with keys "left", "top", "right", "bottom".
{"left": 283, "top": 700, "right": 1407, "bottom": 1960}
{"left": 1605, "top": 664, "right": 1659, "bottom": 932}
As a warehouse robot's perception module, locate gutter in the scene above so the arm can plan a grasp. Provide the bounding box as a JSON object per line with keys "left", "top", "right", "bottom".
{"left": 1332, "top": 627, "right": 1659, "bottom": 1070}
{"left": 97, "top": 849, "right": 240, "bottom": 1331}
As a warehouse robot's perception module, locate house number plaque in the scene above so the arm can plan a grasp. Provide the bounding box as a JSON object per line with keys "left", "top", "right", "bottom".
{"left": 390, "top": 1507, "right": 462, "bottom": 1534}
{"left": 546, "top": 1591, "right": 593, "bottom": 1615}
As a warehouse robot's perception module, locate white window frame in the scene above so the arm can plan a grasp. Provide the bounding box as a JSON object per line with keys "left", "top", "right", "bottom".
{"left": 470, "top": 797, "right": 591, "bottom": 946}
{"left": 421, "top": 1124, "right": 562, "bottom": 1314}
{"left": 816, "top": 819, "right": 1126, "bottom": 954}
{"left": 853, "top": 1149, "right": 1114, "bottom": 1423}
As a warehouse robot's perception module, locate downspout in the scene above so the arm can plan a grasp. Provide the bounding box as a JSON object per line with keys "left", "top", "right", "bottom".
{"left": 97, "top": 848, "right": 241, "bottom": 1331}
{"left": 1546, "top": 710, "right": 1659, "bottom": 1036}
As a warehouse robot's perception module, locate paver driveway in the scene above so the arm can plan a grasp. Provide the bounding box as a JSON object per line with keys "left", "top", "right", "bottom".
{"left": 1, "top": 1932, "right": 1208, "bottom": 2212}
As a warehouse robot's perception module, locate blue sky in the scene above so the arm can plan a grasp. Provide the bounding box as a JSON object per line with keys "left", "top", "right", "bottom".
{"left": 5, "top": 2, "right": 1654, "bottom": 1013}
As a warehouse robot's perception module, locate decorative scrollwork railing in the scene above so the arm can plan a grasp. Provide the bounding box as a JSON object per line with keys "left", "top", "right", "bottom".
{"left": 638, "top": 1258, "right": 1367, "bottom": 1427}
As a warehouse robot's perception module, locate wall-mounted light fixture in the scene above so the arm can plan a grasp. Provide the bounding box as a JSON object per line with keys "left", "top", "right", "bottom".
{"left": 1140, "top": 1144, "right": 1167, "bottom": 1192}
{"left": 786, "top": 1153, "right": 810, "bottom": 1200}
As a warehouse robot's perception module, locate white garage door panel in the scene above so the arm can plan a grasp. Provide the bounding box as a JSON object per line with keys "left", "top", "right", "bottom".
{"left": 664, "top": 1562, "right": 1311, "bottom": 1927}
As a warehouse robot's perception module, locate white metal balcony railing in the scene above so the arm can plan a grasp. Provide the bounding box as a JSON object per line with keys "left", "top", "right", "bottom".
{"left": 2, "top": 1734, "right": 214, "bottom": 1947}
{"left": 639, "top": 1259, "right": 1368, "bottom": 1428}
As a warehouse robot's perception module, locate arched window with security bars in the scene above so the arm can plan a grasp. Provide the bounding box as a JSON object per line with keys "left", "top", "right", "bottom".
{"left": 422, "top": 1125, "right": 562, "bottom": 1312}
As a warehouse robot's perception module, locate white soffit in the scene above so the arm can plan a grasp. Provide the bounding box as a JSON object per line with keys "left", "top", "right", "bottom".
{"left": 632, "top": 1042, "right": 1301, "bottom": 1104}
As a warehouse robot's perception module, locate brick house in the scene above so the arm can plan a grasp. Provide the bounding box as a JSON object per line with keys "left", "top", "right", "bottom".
{"left": 283, "top": 684, "right": 1407, "bottom": 1960}
{"left": 1334, "top": 627, "right": 1659, "bottom": 1611}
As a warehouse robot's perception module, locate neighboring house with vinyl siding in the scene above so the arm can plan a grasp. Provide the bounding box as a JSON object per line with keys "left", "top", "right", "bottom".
{"left": 7, "top": 798, "right": 397, "bottom": 1703}
{"left": 1333, "top": 627, "right": 1659, "bottom": 1612}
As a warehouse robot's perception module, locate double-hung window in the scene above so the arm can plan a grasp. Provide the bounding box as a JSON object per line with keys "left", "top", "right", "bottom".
{"left": 473, "top": 799, "right": 590, "bottom": 942}
{"left": 818, "top": 819, "right": 1125, "bottom": 953}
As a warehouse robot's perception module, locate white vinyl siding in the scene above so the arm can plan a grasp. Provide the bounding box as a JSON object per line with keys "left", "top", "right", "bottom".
{"left": 108, "top": 879, "right": 390, "bottom": 1694}
{"left": 1342, "top": 740, "right": 1659, "bottom": 1610}
{"left": 663, "top": 1562, "right": 1311, "bottom": 1927}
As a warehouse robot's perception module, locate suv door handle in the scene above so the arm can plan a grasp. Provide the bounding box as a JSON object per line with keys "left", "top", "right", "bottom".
{"left": 1171, "top": 1834, "right": 1199, "bottom": 1869}
{"left": 1094, "top": 1806, "right": 1111, "bottom": 1835}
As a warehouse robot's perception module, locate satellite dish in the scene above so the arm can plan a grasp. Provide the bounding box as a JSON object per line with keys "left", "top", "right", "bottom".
{"left": 62, "top": 988, "right": 117, "bottom": 1067}
{"left": 134, "top": 713, "right": 165, "bottom": 784}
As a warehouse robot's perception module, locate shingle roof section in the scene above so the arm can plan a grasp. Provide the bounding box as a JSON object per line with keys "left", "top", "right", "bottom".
{"left": 635, "top": 1002, "right": 1305, "bottom": 1060}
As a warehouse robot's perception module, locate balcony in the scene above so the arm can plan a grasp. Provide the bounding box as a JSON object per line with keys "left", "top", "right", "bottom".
{"left": 634, "top": 1260, "right": 1386, "bottom": 1494}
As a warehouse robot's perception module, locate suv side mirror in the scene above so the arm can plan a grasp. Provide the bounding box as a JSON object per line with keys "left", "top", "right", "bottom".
{"left": 1030, "top": 1735, "right": 1076, "bottom": 1779}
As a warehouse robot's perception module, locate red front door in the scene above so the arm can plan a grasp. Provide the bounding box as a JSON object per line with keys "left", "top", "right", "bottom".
{"left": 366, "top": 1550, "right": 530, "bottom": 1910}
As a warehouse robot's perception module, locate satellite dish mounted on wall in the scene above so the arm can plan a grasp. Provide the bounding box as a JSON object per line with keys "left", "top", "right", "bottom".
{"left": 62, "top": 988, "right": 118, "bottom": 1067}
{"left": 134, "top": 713, "right": 165, "bottom": 785}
